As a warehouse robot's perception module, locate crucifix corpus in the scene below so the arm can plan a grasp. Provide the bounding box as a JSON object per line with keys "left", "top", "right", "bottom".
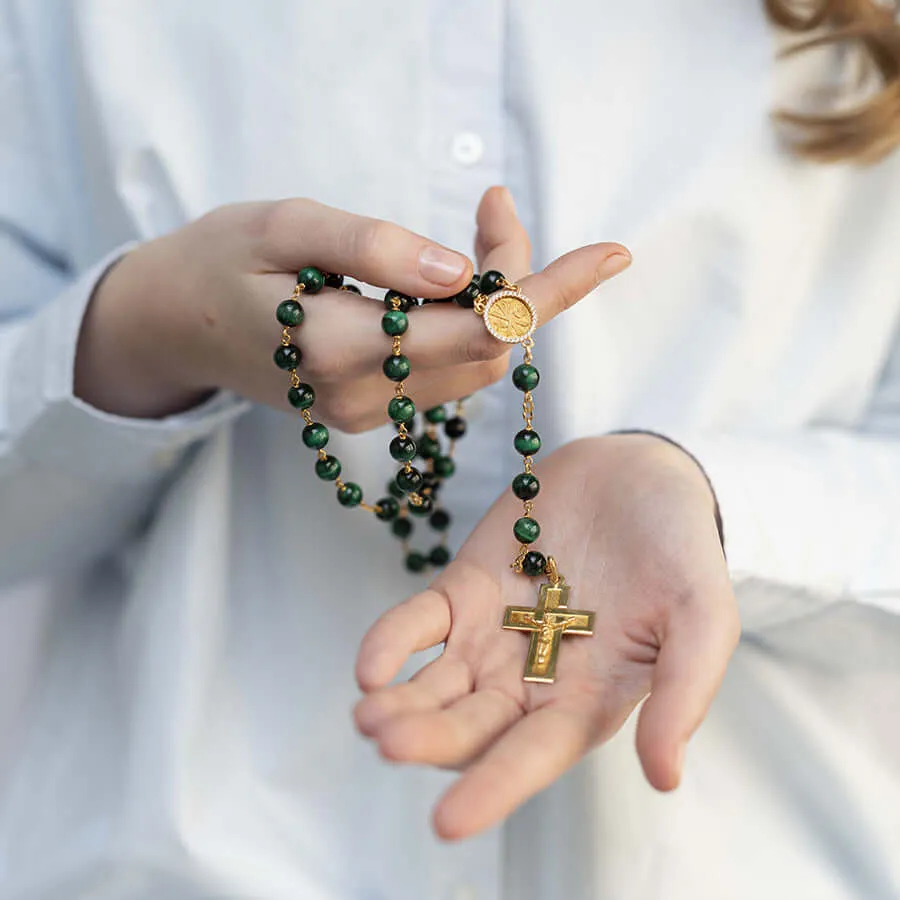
{"left": 502, "top": 569, "right": 594, "bottom": 684}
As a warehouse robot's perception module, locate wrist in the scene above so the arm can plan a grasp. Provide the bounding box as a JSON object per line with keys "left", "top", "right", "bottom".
{"left": 74, "top": 241, "right": 214, "bottom": 418}
{"left": 604, "top": 431, "right": 724, "bottom": 552}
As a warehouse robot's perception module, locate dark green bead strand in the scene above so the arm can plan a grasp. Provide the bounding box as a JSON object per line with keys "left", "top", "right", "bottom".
{"left": 430, "top": 509, "right": 451, "bottom": 531}
{"left": 287, "top": 383, "right": 316, "bottom": 410}
{"left": 302, "top": 423, "right": 329, "bottom": 449}
{"left": 395, "top": 467, "right": 424, "bottom": 493}
{"left": 512, "top": 364, "right": 540, "bottom": 392}
{"left": 384, "top": 290, "right": 416, "bottom": 313}
{"left": 315, "top": 455, "right": 342, "bottom": 481}
{"left": 375, "top": 497, "right": 400, "bottom": 521}
{"left": 406, "top": 551, "right": 428, "bottom": 573}
{"left": 381, "top": 310, "right": 409, "bottom": 336}
{"left": 512, "top": 472, "right": 540, "bottom": 500}
{"left": 383, "top": 355, "right": 411, "bottom": 382}
{"left": 424, "top": 406, "right": 447, "bottom": 424}
{"left": 444, "top": 417, "right": 467, "bottom": 439}
{"left": 390, "top": 435, "right": 417, "bottom": 462}
{"left": 387, "top": 396, "right": 416, "bottom": 424}
{"left": 392, "top": 518, "right": 413, "bottom": 539}
{"left": 297, "top": 266, "right": 326, "bottom": 293}
{"left": 337, "top": 482, "right": 363, "bottom": 508}
{"left": 522, "top": 551, "right": 547, "bottom": 577}
{"left": 274, "top": 345, "right": 301, "bottom": 370}
{"left": 276, "top": 300, "right": 304, "bottom": 327}
{"left": 480, "top": 270, "right": 506, "bottom": 294}
{"left": 429, "top": 546, "right": 451, "bottom": 567}
{"left": 513, "top": 517, "right": 541, "bottom": 544}
{"left": 514, "top": 429, "right": 541, "bottom": 456}
{"left": 433, "top": 456, "right": 455, "bottom": 478}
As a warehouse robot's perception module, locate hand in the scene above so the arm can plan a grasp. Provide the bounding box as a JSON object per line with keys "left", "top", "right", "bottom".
{"left": 75, "top": 187, "right": 630, "bottom": 421}
{"left": 354, "top": 434, "right": 739, "bottom": 840}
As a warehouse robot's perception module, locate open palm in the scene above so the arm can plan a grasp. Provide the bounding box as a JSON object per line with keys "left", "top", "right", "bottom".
{"left": 354, "top": 434, "right": 739, "bottom": 841}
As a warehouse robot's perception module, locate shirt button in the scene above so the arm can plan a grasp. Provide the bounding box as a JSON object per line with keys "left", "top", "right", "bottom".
{"left": 451, "top": 131, "right": 485, "bottom": 166}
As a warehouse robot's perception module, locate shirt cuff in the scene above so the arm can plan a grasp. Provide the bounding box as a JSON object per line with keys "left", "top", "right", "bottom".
{"left": 6, "top": 244, "right": 251, "bottom": 482}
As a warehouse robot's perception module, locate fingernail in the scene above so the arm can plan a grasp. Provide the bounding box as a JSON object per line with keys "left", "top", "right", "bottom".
{"left": 597, "top": 250, "right": 632, "bottom": 280}
{"left": 418, "top": 246, "right": 469, "bottom": 286}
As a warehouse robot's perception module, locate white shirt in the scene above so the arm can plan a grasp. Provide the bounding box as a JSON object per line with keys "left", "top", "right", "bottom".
{"left": 1, "top": 1, "right": 900, "bottom": 898}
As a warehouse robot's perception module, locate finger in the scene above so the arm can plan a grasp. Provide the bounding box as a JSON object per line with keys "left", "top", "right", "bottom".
{"left": 257, "top": 198, "right": 473, "bottom": 297}
{"left": 516, "top": 241, "right": 632, "bottom": 326}
{"left": 635, "top": 587, "right": 741, "bottom": 792}
{"left": 432, "top": 703, "right": 597, "bottom": 841}
{"left": 376, "top": 689, "right": 523, "bottom": 768}
{"left": 354, "top": 655, "right": 472, "bottom": 736}
{"left": 355, "top": 590, "right": 451, "bottom": 691}
{"left": 475, "top": 186, "right": 532, "bottom": 280}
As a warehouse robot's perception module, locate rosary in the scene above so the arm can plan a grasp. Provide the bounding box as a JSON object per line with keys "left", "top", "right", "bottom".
{"left": 273, "top": 266, "right": 594, "bottom": 683}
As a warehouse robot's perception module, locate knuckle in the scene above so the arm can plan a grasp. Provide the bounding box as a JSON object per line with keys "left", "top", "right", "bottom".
{"left": 261, "top": 197, "right": 315, "bottom": 245}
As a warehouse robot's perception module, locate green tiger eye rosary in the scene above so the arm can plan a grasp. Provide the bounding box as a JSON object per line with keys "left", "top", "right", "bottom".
{"left": 273, "top": 266, "right": 595, "bottom": 683}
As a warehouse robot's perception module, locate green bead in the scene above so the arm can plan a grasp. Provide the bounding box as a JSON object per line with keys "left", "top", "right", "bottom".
{"left": 512, "top": 473, "right": 540, "bottom": 500}
{"left": 433, "top": 456, "right": 455, "bottom": 478}
{"left": 409, "top": 496, "right": 434, "bottom": 516}
{"left": 429, "top": 546, "right": 451, "bottom": 567}
{"left": 444, "top": 417, "right": 467, "bottom": 439}
{"left": 392, "top": 518, "right": 413, "bottom": 539}
{"left": 274, "top": 344, "right": 301, "bottom": 370}
{"left": 297, "top": 266, "right": 325, "bottom": 293}
{"left": 396, "top": 467, "right": 423, "bottom": 493}
{"left": 451, "top": 277, "right": 482, "bottom": 309}
{"left": 429, "top": 509, "right": 451, "bottom": 531}
{"left": 480, "top": 270, "right": 506, "bottom": 294}
{"left": 375, "top": 496, "right": 400, "bottom": 521}
{"left": 513, "top": 517, "right": 541, "bottom": 544}
{"left": 512, "top": 364, "right": 540, "bottom": 392}
{"left": 324, "top": 272, "right": 345, "bottom": 288}
{"left": 522, "top": 550, "right": 547, "bottom": 577}
{"left": 424, "top": 406, "right": 447, "bottom": 424}
{"left": 387, "top": 396, "right": 416, "bottom": 424}
{"left": 384, "top": 290, "right": 416, "bottom": 313}
{"left": 276, "top": 300, "right": 304, "bottom": 327}
{"left": 337, "top": 482, "right": 363, "bottom": 507}
{"left": 514, "top": 429, "right": 541, "bottom": 456}
{"left": 287, "top": 383, "right": 315, "bottom": 410}
{"left": 302, "top": 423, "right": 329, "bottom": 449}
{"left": 315, "top": 455, "right": 342, "bottom": 481}
{"left": 381, "top": 309, "right": 409, "bottom": 337}
{"left": 387, "top": 479, "right": 405, "bottom": 499}
{"left": 417, "top": 434, "right": 441, "bottom": 460}
{"left": 390, "top": 435, "right": 417, "bottom": 462}
{"left": 406, "top": 551, "right": 428, "bottom": 573}
{"left": 383, "top": 355, "right": 411, "bottom": 382}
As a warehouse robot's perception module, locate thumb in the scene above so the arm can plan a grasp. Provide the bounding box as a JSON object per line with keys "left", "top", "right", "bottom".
{"left": 635, "top": 584, "right": 741, "bottom": 791}
{"left": 475, "top": 186, "right": 532, "bottom": 281}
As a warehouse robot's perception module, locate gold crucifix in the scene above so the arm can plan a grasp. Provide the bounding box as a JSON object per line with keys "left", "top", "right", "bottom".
{"left": 503, "top": 577, "right": 594, "bottom": 684}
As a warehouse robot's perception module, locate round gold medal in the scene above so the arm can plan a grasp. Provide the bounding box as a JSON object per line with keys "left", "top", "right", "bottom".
{"left": 482, "top": 290, "right": 538, "bottom": 343}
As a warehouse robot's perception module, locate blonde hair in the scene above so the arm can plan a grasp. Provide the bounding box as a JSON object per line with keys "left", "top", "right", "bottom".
{"left": 766, "top": 0, "right": 900, "bottom": 162}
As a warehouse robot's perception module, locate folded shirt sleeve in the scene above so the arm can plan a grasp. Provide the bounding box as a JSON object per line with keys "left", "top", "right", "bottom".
{"left": 0, "top": 243, "right": 250, "bottom": 587}
{"left": 678, "top": 428, "right": 900, "bottom": 611}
